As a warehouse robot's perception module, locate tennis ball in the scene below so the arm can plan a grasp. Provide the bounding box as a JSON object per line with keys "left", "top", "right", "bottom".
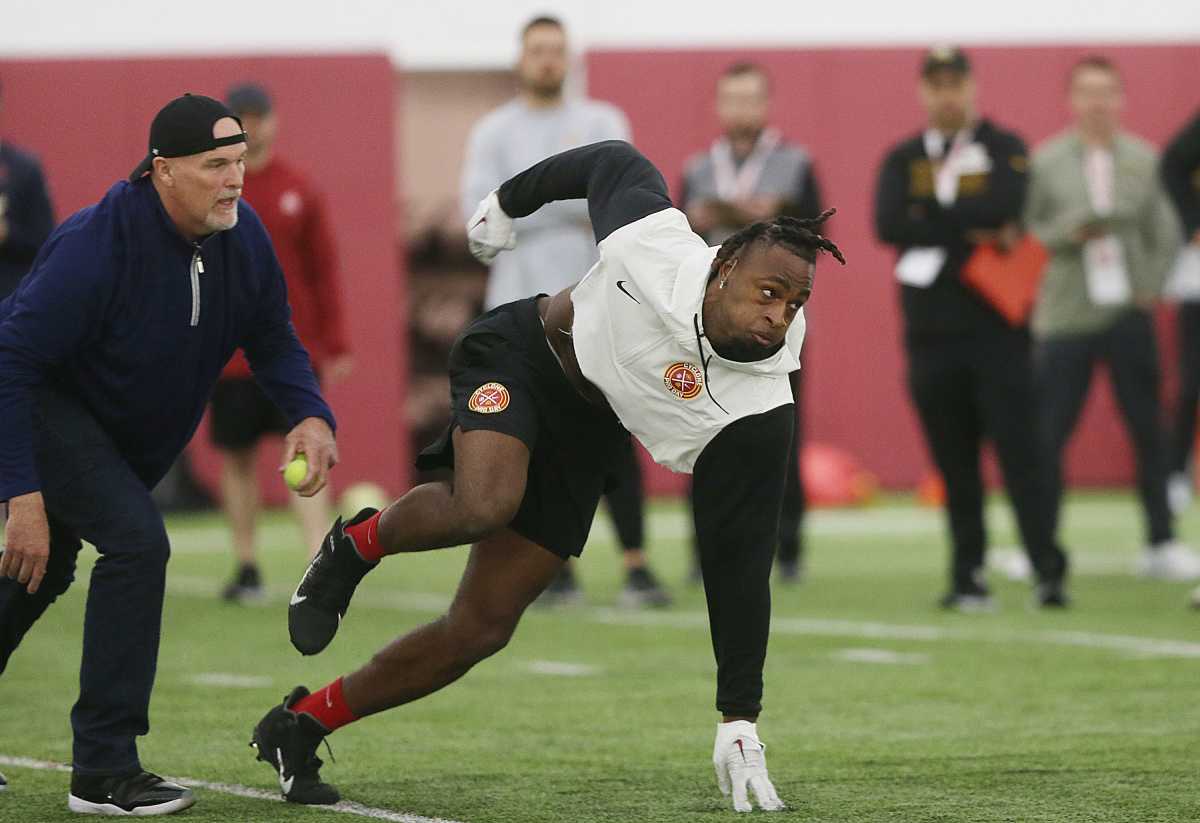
{"left": 283, "top": 455, "right": 309, "bottom": 491}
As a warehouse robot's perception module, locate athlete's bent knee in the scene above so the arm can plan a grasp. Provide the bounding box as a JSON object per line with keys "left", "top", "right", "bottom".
{"left": 455, "top": 612, "right": 517, "bottom": 664}
{"left": 454, "top": 492, "right": 522, "bottom": 542}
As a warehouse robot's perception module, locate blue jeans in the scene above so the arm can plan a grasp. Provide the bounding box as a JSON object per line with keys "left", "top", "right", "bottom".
{"left": 0, "top": 386, "right": 171, "bottom": 775}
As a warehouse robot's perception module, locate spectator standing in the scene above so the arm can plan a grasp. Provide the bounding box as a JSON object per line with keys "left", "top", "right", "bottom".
{"left": 874, "top": 47, "right": 1068, "bottom": 609}
{"left": 1025, "top": 56, "right": 1198, "bottom": 581}
{"left": 460, "top": 15, "right": 668, "bottom": 607}
{"left": 211, "top": 84, "right": 352, "bottom": 602}
{"left": 681, "top": 61, "right": 822, "bottom": 583}
{"left": 1160, "top": 110, "right": 1200, "bottom": 512}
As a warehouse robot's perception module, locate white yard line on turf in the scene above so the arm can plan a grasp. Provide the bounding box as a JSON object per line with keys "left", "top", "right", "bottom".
{"left": 526, "top": 660, "right": 602, "bottom": 676}
{"left": 831, "top": 648, "right": 931, "bottom": 665}
{"left": 0, "top": 755, "right": 466, "bottom": 823}
{"left": 164, "top": 575, "right": 1200, "bottom": 659}
{"left": 188, "top": 672, "right": 274, "bottom": 688}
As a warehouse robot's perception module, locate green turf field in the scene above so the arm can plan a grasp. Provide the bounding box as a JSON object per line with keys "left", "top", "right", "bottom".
{"left": 2, "top": 492, "right": 1198, "bottom": 822}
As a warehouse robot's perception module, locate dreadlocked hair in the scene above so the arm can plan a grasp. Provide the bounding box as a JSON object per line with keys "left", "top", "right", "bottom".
{"left": 709, "top": 208, "right": 846, "bottom": 281}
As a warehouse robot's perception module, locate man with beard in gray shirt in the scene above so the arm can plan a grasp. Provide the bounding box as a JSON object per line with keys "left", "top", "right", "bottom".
{"left": 460, "top": 15, "right": 669, "bottom": 608}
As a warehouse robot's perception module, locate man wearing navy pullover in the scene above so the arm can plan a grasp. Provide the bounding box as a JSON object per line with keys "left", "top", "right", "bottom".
{"left": 0, "top": 94, "right": 337, "bottom": 816}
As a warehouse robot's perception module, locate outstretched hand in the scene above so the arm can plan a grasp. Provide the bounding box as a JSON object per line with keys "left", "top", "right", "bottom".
{"left": 467, "top": 190, "right": 517, "bottom": 264}
{"left": 713, "top": 720, "right": 786, "bottom": 813}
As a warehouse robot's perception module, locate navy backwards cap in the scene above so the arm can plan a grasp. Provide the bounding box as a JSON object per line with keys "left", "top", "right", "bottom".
{"left": 129, "top": 93, "right": 246, "bottom": 182}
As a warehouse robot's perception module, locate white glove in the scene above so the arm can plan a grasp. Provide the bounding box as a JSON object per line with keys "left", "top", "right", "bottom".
{"left": 466, "top": 190, "right": 516, "bottom": 264}
{"left": 713, "top": 720, "right": 785, "bottom": 813}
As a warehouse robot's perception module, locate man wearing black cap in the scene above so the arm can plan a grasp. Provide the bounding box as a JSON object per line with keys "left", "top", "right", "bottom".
{"left": 874, "top": 47, "right": 1068, "bottom": 609}
{"left": 212, "top": 83, "right": 351, "bottom": 603}
{"left": 0, "top": 93, "right": 337, "bottom": 815}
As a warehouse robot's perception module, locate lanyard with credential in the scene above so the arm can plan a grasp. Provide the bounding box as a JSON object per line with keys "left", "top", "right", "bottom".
{"left": 711, "top": 129, "right": 782, "bottom": 201}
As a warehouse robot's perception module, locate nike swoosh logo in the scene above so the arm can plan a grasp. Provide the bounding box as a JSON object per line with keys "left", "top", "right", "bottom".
{"left": 615, "top": 280, "right": 640, "bottom": 304}
{"left": 289, "top": 591, "right": 307, "bottom": 606}
{"left": 277, "top": 749, "right": 294, "bottom": 795}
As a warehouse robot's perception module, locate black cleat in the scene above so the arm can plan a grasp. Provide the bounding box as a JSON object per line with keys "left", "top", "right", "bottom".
{"left": 251, "top": 686, "right": 340, "bottom": 805}
{"left": 288, "top": 508, "right": 379, "bottom": 655}
{"left": 68, "top": 770, "right": 195, "bottom": 816}
{"left": 0, "top": 771, "right": 6, "bottom": 791}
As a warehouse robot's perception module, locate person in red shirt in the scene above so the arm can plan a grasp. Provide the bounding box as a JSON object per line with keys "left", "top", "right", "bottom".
{"left": 213, "top": 84, "right": 352, "bottom": 601}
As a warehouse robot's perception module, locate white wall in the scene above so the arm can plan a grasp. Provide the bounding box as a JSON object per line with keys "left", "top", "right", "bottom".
{"left": 3, "top": 0, "right": 1199, "bottom": 68}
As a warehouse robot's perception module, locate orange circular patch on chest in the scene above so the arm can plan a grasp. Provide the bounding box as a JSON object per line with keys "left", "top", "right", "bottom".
{"left": 468, "top": 382, "right": 510, "bottom": 414}
{"left": 663, "top": 362, "right": 703, "bottom": 400}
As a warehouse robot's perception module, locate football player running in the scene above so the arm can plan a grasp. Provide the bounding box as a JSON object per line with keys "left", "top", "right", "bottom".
{"left": 251, "top": 140, "right": 844, "bottom": 813}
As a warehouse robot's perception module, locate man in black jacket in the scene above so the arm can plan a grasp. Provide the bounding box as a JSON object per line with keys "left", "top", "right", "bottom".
{"left": 0, "top": 94, "right": 337, "bottom": 815}
{"left": 0, "top": 79, "right": 55, "bottom": 298}
{"left": 873, "top": 47, "right": 1067, "bottom": 609}
{"left": 1161, "top": 111, "right": 1200, "bottom": 512}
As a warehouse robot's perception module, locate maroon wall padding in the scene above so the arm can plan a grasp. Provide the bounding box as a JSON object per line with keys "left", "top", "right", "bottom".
{"left": 0, "top": 54, "right": 405, "bottom": 504}
{"left": 588, "top": 43, "right": 1200, "bottom": 493}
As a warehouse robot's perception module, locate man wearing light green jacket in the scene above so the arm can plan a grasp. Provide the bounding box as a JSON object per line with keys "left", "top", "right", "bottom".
{"left": 1025, "top": 55, "right": 1199, "bottom": 581}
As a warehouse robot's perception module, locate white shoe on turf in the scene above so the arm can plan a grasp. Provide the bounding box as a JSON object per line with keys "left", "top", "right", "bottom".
{"left": 990, "top": 547, "right": 1033, "bottom": 582}
{"left": 1137, "top": 541, "right": 1200, "bottom": 581}
{"left": 1168, "top": 472, "right": 1193, "bottom": 515}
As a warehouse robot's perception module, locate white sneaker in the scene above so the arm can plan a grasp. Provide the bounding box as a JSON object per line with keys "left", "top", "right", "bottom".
{"left": 1137, "top": 541, "right": 1200, "bottom": 581}
{"left": 1168, "top": 473, "right": 1193, "bottom": 515}
{"left": 990, "top": 547, "right": 1033, "bottom": 582}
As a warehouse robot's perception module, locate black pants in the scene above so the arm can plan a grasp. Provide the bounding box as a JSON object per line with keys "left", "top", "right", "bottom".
{"left": 0, "top": 387, "right": 170, "bottom": 775}
{"left": 907, "top": 328, "right": 1066, "bottom": 590}
{"left": 603, "top": 437, "right": 645, "bottom": 551}
{"left": 1036, "top": 310, "right": 1173, "bottom": 546}
{"left": 688, "top": 372, "right": 805, "bottom": 567}
{"left": 1170, "top": 302, "right": 1200, "bottom": 474}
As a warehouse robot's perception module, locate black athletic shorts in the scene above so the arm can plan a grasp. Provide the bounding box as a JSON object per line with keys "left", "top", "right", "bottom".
{"left": 209, "top": 377, "right": 290, "bottom": 450}
{"left": 417, "top": 296, "right": 628, "bottom": 559}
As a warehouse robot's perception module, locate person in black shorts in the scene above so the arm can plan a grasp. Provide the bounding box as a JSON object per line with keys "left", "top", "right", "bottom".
{"left": 211, "top": 380, "right": 290, "bottom": 451}
{"left": 251, "top": 140, "right": 844, "bottom": 813}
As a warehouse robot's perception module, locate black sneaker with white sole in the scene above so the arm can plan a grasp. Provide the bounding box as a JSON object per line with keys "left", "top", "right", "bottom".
{"left": 68, "top": 770, "right": 195, "bottom": 816}
{"left": 618, "top": 566, "right": 672, "bottom": 609}
{"left": 288, "top": 508, "right": 379, "bottom": 655}
{"left": 1035, "top": 578, "right": 1070, "bottom": 609}
{"left": 938, "top": 581, "right": 996, "bottom": 613}
{"left": 251, "top": 686, "right": 339, "bottom": 805}
{"left": 221, "top": 563, "right": 265, "bottom": 604}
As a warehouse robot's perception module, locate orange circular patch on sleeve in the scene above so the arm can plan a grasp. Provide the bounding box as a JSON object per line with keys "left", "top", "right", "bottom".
{"left": 468, "top": 382, "right": 510, "bottom": 413}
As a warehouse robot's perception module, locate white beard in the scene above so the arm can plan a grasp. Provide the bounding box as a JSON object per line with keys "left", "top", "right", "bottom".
{"left": 206, "top": 208, "right": 239, "bottom": 233}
